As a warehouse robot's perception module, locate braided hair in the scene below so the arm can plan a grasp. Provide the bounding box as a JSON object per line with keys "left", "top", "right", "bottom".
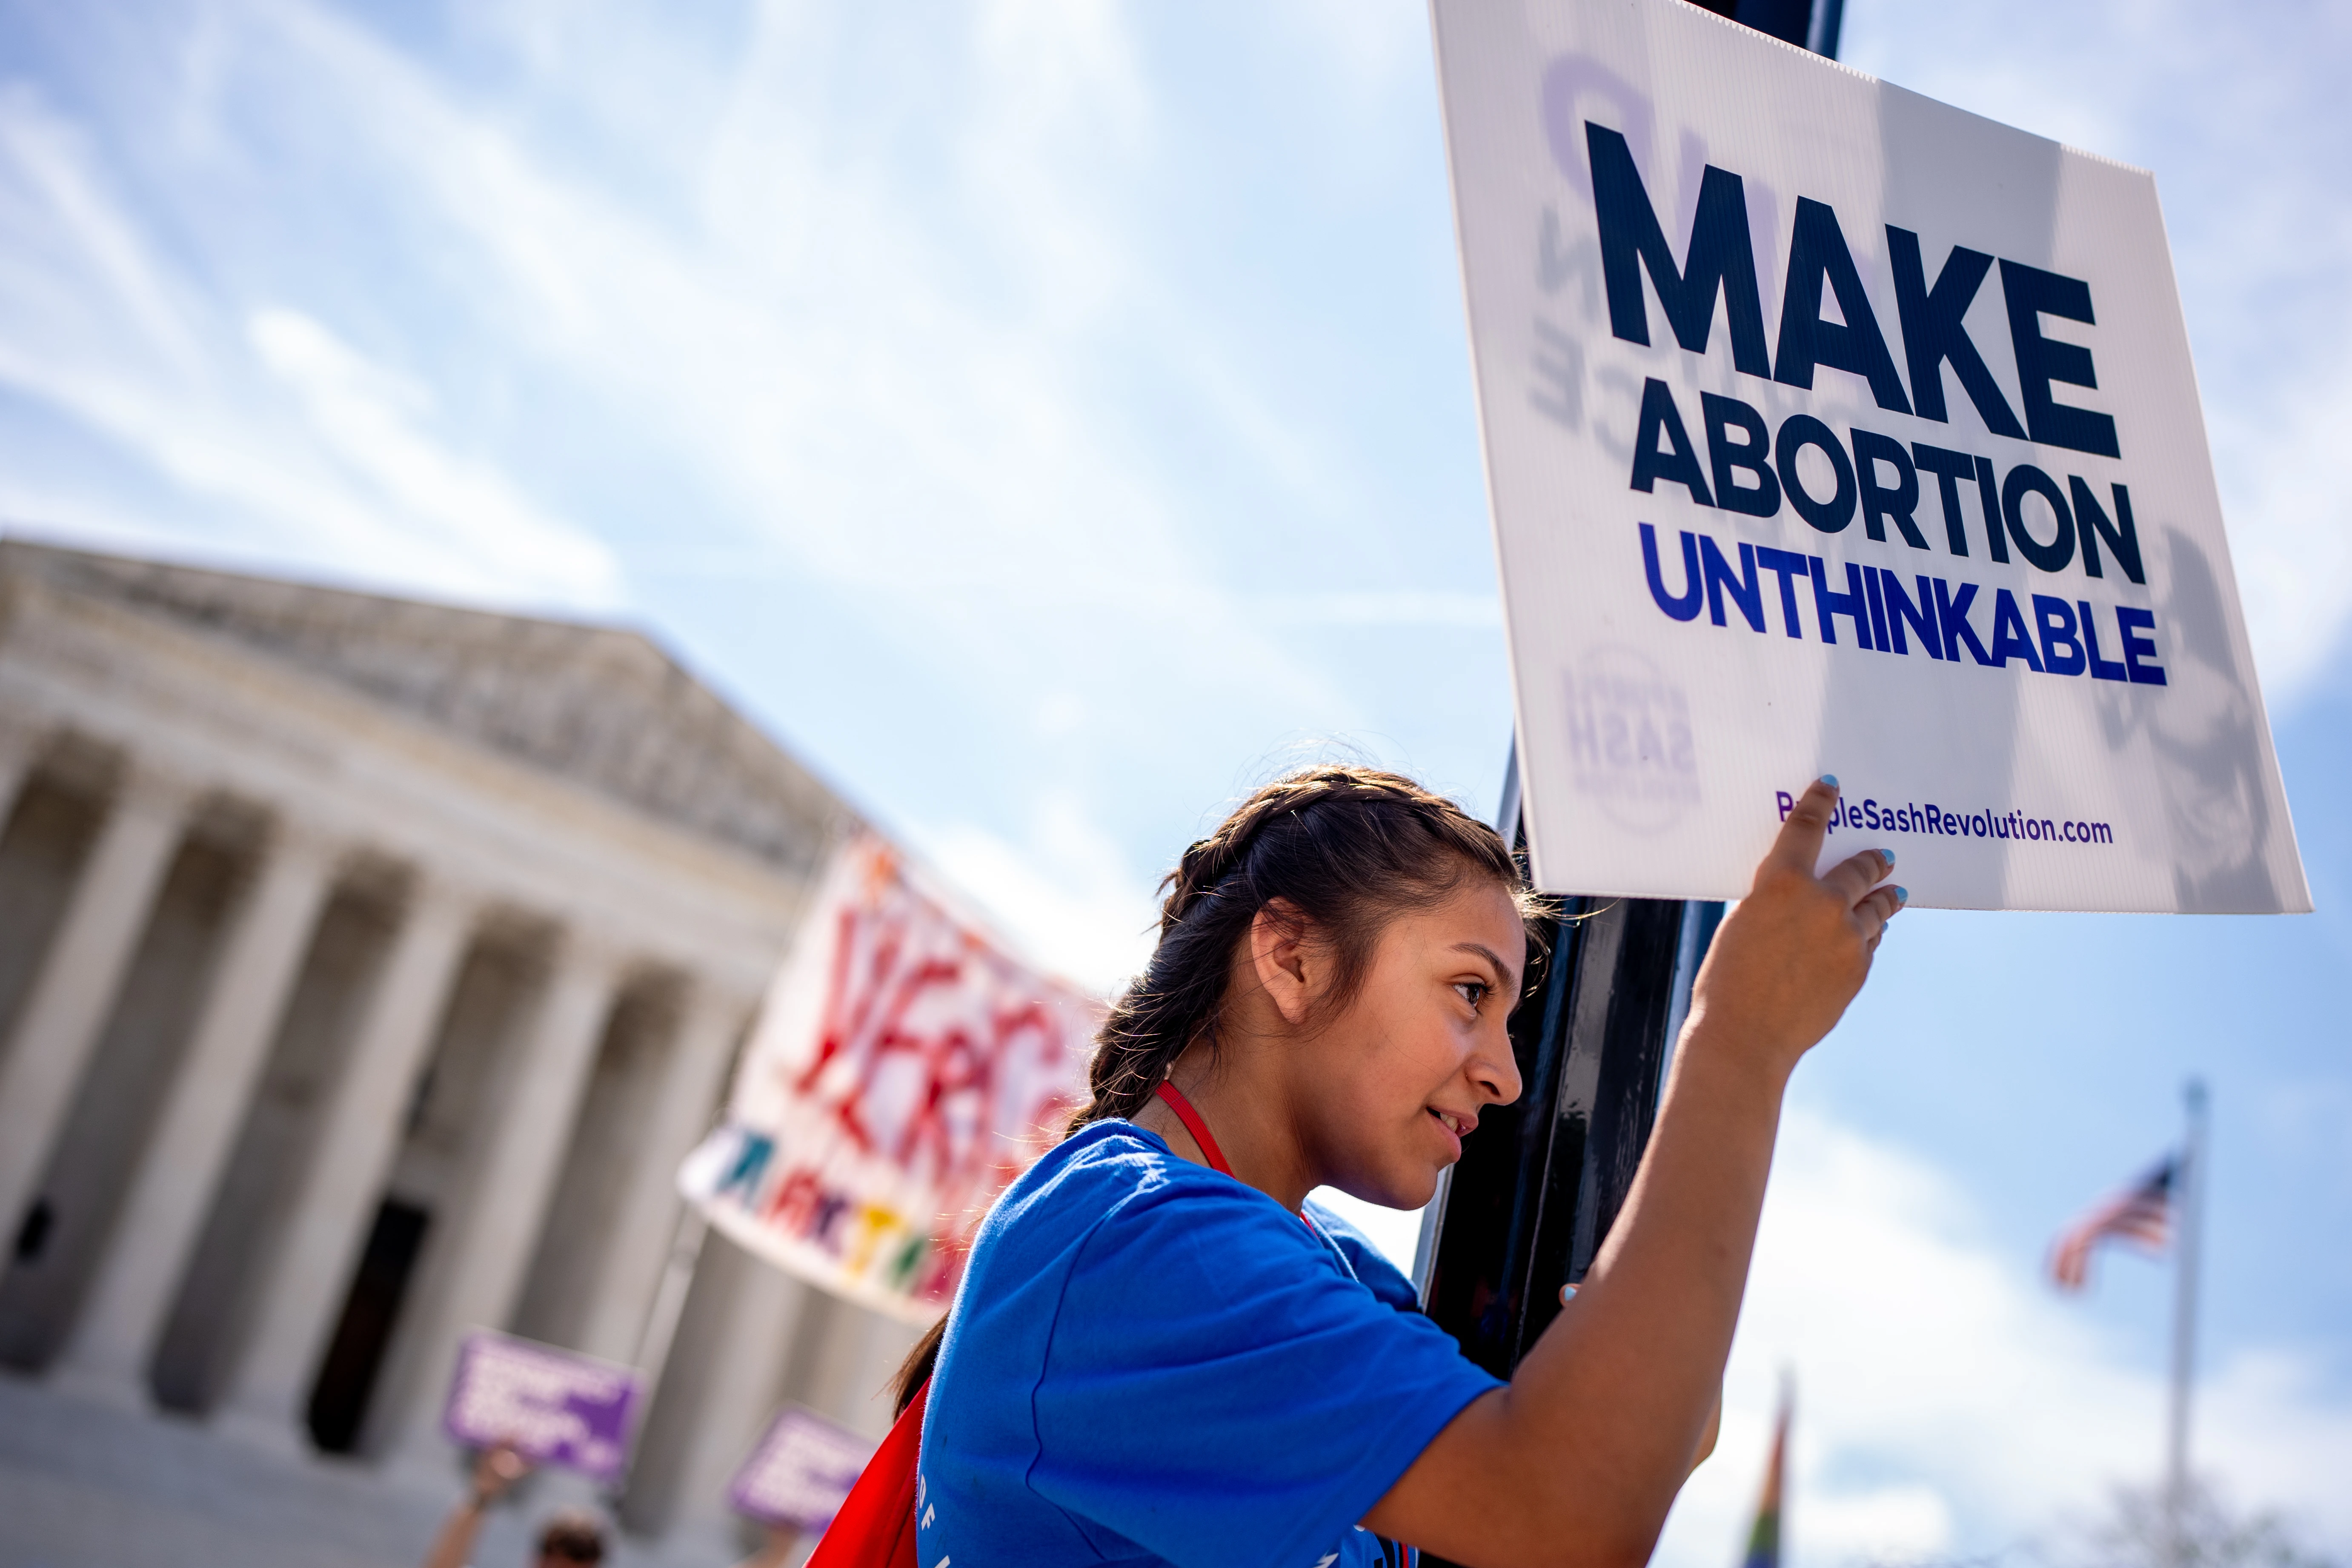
{"left": 893, "top": 765, "right": 1531, "bottom": 1411}
{"left": 1069, "top": 764, "right": 1533, "bottom": 1130}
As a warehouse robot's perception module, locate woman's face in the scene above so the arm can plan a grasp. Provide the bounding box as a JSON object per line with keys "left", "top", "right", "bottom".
{"left": 1286, "top": 880, "right": 1528, "bottom": 1210}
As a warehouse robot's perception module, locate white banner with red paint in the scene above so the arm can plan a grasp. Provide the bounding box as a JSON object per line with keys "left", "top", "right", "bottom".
{"left": 679, "top": 833, "right": 1102, "bottom": 1322}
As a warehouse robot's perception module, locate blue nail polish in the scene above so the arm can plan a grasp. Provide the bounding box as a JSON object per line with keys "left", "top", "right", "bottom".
{"left": 1894, "top": 886, "right": 1910, "bottom": 904}
{"left": 1881, "top": 849, "right": 1896, "bottom": 867}
{"left": 1820, "top": 773, "right": 1839, "bottom": 788}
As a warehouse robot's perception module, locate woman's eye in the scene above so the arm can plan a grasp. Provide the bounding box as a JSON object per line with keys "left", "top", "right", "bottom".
{"left": 1455, "top": 981, "right": 1488, "bottom": 1010}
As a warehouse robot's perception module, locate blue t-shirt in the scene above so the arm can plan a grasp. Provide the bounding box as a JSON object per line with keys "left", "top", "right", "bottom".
{"left": 917, "top": 1120, "right": 1501, "bottom": 1568}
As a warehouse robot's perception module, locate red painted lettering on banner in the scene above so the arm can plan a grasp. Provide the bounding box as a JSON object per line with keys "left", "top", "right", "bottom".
{"left": 790, "top": 869, "right": 1084, "bottom": 1213}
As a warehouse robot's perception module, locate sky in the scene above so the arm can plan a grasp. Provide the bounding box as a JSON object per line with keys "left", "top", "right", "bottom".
{"left": 1, "top": 0, "right": 2348, "bottom": 1562}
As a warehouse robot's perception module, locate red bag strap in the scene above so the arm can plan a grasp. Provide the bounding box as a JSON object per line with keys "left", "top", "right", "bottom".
{"left": 806, "top": 1377, "right": 928, "bottom": 1568}
{"left": 1153, "top": 1081, "right": 1234, "bottom": 1176}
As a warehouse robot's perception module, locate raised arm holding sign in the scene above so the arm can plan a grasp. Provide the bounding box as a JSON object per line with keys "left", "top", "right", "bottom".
{"left": 1365, "top": 779, "right": 1897, "bottom": 1562}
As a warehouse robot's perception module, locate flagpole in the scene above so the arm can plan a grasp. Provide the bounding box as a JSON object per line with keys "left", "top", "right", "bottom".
{"left": 2165, "top": 1078, "right": 2208, "bottom": 1565}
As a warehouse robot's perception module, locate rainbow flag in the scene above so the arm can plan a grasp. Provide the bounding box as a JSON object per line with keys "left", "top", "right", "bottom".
{"left": 1740, "top": 1384, "right": 1792, "bottom": 1568}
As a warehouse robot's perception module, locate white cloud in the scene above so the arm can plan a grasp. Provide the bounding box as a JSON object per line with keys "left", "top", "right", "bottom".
{"left": 1252, "top": 589, "right": 1503, "bottom": 629}
{"left": 183, "top": 0, "right": 1361, "bottom": 732}
{"left": 0, "top": 0, "right": 1388, "bottom": 763}
{"left": 0, "top": 77, "right": 620, "bottom": 610}
{"left": 2207, "top": 374, "right": 2352, "bottom": 704}
{"left": 916, "top": 787, "right": 1160, "bottom": 996}
{"left": 1845, "top": 0, "right": 2352, "bottom": 707}
{"left": 245, "top": 308, "right": 618, "bottom": 603}
{"left": 1655, "top": 1104, "right": 2352, "bottom": 1568}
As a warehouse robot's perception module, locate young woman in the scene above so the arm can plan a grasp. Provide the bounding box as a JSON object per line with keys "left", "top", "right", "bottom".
{"left": 899, "top": 764, "right": 1901, "bottom": 1568}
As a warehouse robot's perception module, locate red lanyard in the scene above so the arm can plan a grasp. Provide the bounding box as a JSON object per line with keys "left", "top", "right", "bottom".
{"left": 1153, "top": 1081, "right": 1314, "bottom": 1233}
{"left": 1153, "top": 1080, "right": 1235, "bottom": 1175}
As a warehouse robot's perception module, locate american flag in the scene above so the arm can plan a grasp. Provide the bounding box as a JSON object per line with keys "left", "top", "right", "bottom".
{"left": 2049, "top": 1156, "right": 2175, "bottom": 1292}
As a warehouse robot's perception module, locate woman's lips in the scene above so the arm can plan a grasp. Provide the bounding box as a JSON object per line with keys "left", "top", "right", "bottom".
{"left": 1426, "top": 1105, "right": 1475, "bottom": 1157}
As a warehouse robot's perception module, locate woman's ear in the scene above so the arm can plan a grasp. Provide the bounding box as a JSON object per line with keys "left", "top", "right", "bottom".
{"left": 1248, "top": 900, "right": 1318, "bottom": 1026}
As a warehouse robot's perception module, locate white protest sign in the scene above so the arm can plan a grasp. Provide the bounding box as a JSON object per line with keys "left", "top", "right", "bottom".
{"left": 679, "top": 833, "right": 1101, "bottom": 1322}
{"left": 1431, "top": 0, "right": 2308, "bottom": 912}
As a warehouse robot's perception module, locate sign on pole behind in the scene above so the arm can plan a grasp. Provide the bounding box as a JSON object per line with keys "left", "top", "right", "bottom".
{"left": 1431, "top": 0, "right": 2307, "bottom": 912}
{"left": 730, "top": 1405, "right": 876, "bottom": 1534}
{"left": 441, "top": 1331, "right": 642, "bottom": 1482}
{"left": 680, "top": 833, "right": 1102, "bottom": 1322}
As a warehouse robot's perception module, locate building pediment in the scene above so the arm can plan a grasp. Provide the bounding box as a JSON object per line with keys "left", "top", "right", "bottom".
{"left": 1, "top": 540, "right": 843, "bottom": 874}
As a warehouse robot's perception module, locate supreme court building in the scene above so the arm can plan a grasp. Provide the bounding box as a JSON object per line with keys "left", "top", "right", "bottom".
{"left": 0, "top": 540, "right": 918, "bottom": 1555}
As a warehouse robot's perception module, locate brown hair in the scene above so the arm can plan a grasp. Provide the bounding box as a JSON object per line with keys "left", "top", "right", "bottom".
{"left": 1070, "top": 764, "right": 1532, "bottom": 1129}
{"left": 891, "top": 765, "right": 1532, "bottom": 1412}
{"left": 535, "top": 1508, "right": 607, "bottom": 1563}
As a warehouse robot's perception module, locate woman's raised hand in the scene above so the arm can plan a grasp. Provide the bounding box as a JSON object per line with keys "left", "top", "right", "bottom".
{"left": 1685, "top": 776, "right": 1905, "bottom": 1078}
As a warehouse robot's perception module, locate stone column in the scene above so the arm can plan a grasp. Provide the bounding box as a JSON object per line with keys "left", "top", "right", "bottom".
{"left": 0, "top": 762, "right": 193, "bottom": 1251}
{"left": 0, "top": 711, "right": 46, "bottom": 827}
{"left": 798, "top": 1299, "right": 920, "bottom": 1442}
{"left": 637, "top": 1233, "right": 814, "bottom": 1557}
{"left": 571, "top": 980, "right": 749, "bottom": 1367}
{"left": 217, "top": 876, "right": 475, "bottom": 1453}
{"left": 55, "top": 819, "right": 340, "bottom": 1407}
{"left": 379, "top": 931, "right": 627, "bottom": 1468}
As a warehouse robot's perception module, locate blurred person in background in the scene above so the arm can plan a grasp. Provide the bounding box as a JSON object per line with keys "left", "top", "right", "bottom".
{"left": 422, "top": 1442, "right": 607, "bottom": 1568}
{"left": 732, "top": 1523, "right": 800, "bottom": 1567}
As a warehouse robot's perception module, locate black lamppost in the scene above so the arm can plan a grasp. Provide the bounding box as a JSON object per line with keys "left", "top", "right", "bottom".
{"left": 1413, "top": 0, "right": 1846, "bottom": 1385}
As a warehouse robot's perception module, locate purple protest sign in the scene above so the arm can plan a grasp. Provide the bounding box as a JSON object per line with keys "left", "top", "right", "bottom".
{"left": 728, "top": 1405, "right": 876, "bottom": 1531}
{"left": 441, "top": 1331, "right": 642, "bottom": 1483}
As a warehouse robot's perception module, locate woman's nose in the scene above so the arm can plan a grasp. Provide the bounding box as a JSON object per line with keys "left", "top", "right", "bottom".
{"left": 1472, "top": 1023, "right": 1522, "bottom": 1106}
